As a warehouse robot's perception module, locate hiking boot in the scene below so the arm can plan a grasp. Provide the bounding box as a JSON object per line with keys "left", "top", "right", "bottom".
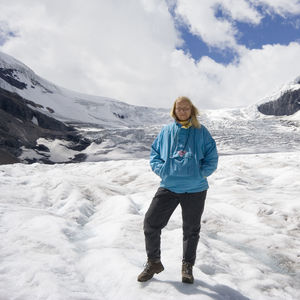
{"left": 182, "top": 261, "right": 194, "bottom": 284}
{"left": 137, "top": 259, "right": 164, "bottom": 282}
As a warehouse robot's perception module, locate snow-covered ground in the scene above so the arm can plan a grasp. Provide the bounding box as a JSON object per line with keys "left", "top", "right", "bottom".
{"left": 1, "top": 151, "right": 299, "bottom": 300}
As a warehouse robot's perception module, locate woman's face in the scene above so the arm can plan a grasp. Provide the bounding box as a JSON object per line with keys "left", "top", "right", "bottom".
{"left": 175, "top": 100, "right": 192, "bottom": 121}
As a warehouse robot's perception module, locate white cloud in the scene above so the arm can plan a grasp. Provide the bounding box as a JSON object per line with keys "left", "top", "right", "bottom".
{"left": 0, "top": 0, "right": 180, "bottom": 105}
{"left": 0, "top": 0, "right": 300, "bottom": 110}
{"left": 220, "top": 0, "right": 262, "bottom": 24}
{"left": 0, "top": 20, "right": 17, "bottom": 46}
{"left": 175, "top": 0, "right": 263, "bottom": 52}
{"left": 250, "top": 0, "right": 300, "bottom": 17}
{"left": 163, "top": 42, "right": 300, "bottom": 110}
{"left": 175, "top": 0, "right": 300, "bottom": 51}
{"left": 175, "top": 0, "right": 239, "bottom": 50}
{"left": 203, "top": 42, "right": 300, "bottom": 108}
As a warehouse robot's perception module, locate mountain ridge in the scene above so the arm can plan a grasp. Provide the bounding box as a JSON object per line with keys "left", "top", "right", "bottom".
{"left": 0, "top": 51, "right": 169, "bottom": 164}
{"left": 0, "top": 51, "right": 168, "bottom": 128}
{"left": 0, "top": 51, "right": 299, "bottom": 165}
{"left": 257, "top": 77, "right": 300, "bottom": 116}
{"left": 0, "top": 87, "right": 91, "bottom": 164}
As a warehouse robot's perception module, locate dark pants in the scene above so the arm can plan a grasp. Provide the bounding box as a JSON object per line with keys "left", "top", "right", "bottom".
{"left": 144, "top": 187, "right": 207, "bottom": 265}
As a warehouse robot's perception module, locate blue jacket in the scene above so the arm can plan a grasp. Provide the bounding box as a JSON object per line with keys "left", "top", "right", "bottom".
{"left": 150, "top": 121, "right": 218, "bottom": 193}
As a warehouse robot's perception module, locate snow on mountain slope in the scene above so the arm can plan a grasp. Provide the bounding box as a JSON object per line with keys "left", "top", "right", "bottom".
{"left": 0, "top": 51, "right": 168, "bottom": 127}
{"left": 199, "top": 106, "right": 300, "bottom": 155}
{"left": 0, "top": 152, "right": 299, "bottom": 300}
{"left": 257, "top": 76, "right": 300, "bottom": 106}
{"left": 256, "top": 76, "right": 300, "bottom": 116}
{"left": 16, "top": 103, "right": 300, "bottom": 164}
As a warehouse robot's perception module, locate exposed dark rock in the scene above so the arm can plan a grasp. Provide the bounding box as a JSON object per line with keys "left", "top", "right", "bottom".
{"left": 113, "top": 112, "right": 125, "bottom": 119}
{"left": 31, "top": 79, "right": 53, "bottom": 94}
{"left": 0, "top": 68, "right": 27, "bottom": 89}
{"left": 0, "top": 149, "right": 20, "bottom": 164}
{"left": 46, "top": 107, "right": 55, "bottom": 113}
{"left": 24, "top": 157, "right": 55, "bottom": 165}
{"left": 0, "top": 88, "right": 71, "bottom": 132}
{"left": 65, "top": 137, "right": 91, "bottom": 151}
{"left": 258, "top": 88, "right": 300, "bottom": 116}
{"left": 25, "top": 99, "right": 44, "bottom": 109}
{"left": 93, "top": 137, "right": 103, "bottom": 145}
{"left": 71, "top": 153, "right": 87, "bottom": 163}
{"left": 34, "top": 144, "right": 50, "bottom": 152}
{"left": 0, "top": 87, "right": 91, "bottom": 165}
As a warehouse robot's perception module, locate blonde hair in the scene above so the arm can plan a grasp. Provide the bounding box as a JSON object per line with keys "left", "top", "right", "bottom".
{"left": 170, "top": 96, "right": 201, "bottom": 128}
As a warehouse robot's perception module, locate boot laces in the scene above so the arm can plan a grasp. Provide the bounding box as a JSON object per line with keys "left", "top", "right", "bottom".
{"left": 182, "top": 262, "right": 193, "bottom": 275}
{"left": 143, "top": 261, "right": 154, "bottom": 273}
{"left": 144, "top": 262, "right": 151, "bottom": 272}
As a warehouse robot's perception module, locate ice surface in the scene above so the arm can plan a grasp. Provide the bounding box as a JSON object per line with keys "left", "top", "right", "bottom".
{"left": 0, "top": 152, "right": 299, "bottom": 300}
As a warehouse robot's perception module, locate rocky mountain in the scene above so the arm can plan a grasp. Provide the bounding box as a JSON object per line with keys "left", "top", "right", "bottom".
{"left": 0, "top": 51, "right": 168, "bottom": 164}
{"left": 0, "top": 87, "right": 91, "bottom": 164}
{"left": 257, "top": 77, "right": 300, "bottom": 116}
{"left": 0, "top": 51, "right": 168, "bottom": 127}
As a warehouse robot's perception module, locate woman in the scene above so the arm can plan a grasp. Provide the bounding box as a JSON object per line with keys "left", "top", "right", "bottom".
{"left": 137, "top": 96, "right": 218, "bottom": 284}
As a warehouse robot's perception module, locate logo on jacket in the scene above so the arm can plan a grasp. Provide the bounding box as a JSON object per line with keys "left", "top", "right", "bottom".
{"left": 178, "top": 150, "right": 186, "bottom": 157}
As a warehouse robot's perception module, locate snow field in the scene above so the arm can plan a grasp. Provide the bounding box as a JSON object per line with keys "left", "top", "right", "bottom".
{"left": 0, "top": 152, "right": 299, "bottom": 300}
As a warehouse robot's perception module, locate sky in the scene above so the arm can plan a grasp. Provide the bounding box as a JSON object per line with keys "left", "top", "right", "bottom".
{"left": 0, "top": 0, "right": 300, "bottom": 109}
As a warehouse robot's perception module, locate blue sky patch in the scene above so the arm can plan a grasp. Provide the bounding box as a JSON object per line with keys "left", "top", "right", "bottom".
{"left": 172, "top": 3, "right": 300, "bottom": 65}
{"left": 235, "top": 14, "right": 300, "bottom": 49}
{"left": 176, "top": 24, "right": 238, "bottom": 65}
{"left": 0, "top": 28, "right": 17, "bottom": 46}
